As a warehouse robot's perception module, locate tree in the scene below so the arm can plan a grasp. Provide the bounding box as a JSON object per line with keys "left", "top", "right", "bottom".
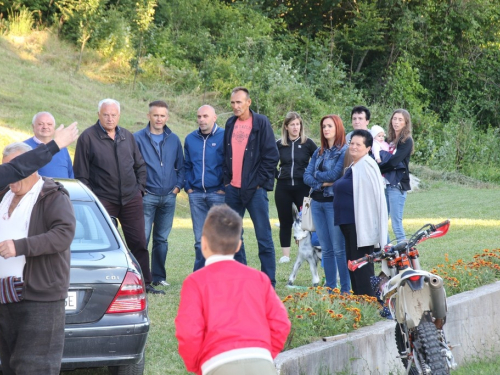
{"left": 334, "top": 1, "right": 387, "bottom": 81}
{"left": 74, "top": 0, "right": 103, "bottom": 72}
{"left": 132, "top": 0, "right": 157, "bottom": 89}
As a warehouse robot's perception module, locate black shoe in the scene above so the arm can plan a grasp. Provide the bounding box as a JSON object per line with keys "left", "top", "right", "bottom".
{"left": 146, "top": 284, "right": 165, "bottom": 295}
{"left": 152, "top": 280, "right": 170, "bottom": 287}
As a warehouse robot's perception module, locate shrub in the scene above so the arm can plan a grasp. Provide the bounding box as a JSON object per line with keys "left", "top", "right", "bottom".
{"left": 7, "top": 7, "right": 34, "bottom": 36}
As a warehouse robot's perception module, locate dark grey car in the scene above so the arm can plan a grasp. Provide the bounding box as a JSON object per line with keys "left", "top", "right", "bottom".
{"left": 60, "top": 179, "right": 149, "bottom": 374}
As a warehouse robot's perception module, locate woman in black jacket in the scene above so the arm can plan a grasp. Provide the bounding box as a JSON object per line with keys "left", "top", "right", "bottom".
{"left": 275, "top": 112, "right": 317, "bottom": 263}
{"left": 378, "top": 109, "right": 414, "bottom": 243}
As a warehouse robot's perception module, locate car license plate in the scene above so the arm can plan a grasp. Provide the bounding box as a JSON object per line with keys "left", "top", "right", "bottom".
{"left": 65, "top": 291, "right": 77, "bottom": 311}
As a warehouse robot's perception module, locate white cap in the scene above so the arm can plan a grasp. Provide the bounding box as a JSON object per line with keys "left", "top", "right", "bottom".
{"left": 370, "top": 125, "right": 385, "bottom": 138}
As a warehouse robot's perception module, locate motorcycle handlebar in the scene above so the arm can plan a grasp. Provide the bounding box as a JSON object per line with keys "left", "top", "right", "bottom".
{"left": 348, "top": 250, "right": 384, "bottom": 271}
{"left": 349, "top": 220, "right": 451, "bottom": 271}
{"left": 433, "top": 220, "right": 450, "bottom": 230}
{"left": 391, "top": 241, "right": 408, "bottom": 252}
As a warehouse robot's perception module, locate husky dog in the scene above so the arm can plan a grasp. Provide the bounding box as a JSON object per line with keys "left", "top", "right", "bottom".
{"left": 287, "top": 204, "right": 322, "bottom": 287}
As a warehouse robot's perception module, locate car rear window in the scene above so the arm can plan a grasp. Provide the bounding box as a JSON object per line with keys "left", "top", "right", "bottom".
{"left": 71, "top": 202, "right": 120, "bottom": 251}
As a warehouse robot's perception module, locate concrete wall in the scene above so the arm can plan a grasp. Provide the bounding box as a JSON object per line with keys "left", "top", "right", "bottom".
{"left": 275, "top": 281, "right": 500, "bottom": 375}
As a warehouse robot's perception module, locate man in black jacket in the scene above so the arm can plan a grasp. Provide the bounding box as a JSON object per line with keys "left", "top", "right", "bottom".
{"left": 73, "top": 99, "right": 163, "bottom": 295}
{"left": 223, "top": 87, "right": 279, "bottom": 286}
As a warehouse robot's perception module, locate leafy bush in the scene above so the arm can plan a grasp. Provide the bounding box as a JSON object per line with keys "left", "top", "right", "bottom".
{"left": 91, "top": 7, "right": 134, "bottom": 61}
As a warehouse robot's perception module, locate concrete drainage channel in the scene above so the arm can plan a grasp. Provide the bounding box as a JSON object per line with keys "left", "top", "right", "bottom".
{"left": 275, "top": 281, "right": 500, "bottom": 374}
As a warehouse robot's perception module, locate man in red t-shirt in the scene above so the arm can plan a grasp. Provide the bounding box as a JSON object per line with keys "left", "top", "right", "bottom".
{"left": 223, "top": 87, "right": 279, "bottom": 287}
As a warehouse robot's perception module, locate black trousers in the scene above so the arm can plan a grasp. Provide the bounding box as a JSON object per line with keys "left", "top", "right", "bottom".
{"left": 0, "top": 299, "right": 65, "bottom": 375}
{"left": 99, "top": 190, "right": 152, "bottom": 284}
{"left": 340, "top": 223, "right": 376, "bottom": 297}
{"left": 274, "top": 181, "right": 310, "bottom": 247}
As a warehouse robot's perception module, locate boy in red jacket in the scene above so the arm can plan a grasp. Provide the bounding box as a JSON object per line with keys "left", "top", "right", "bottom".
{"left": 175, "top": 204, "right": 291, "bottom": 375}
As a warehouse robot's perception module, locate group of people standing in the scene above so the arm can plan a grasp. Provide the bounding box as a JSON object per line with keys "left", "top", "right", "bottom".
{"left": 0, "top": 86, "right": 282, "bottom": 374}
{"left": 275, "top": 106, "right": 414, "bottom": 296}
{"left": 0, "top": 85, "right": 413, "bottom": 375}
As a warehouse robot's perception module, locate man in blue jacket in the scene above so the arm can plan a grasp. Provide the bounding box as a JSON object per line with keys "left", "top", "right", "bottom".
{"left": 184, "top": 105, "right": 225, "bottom": 271}
{"left": 24, "top": 112, "right": 74, "bottom": 178}
{"left": 134, "top": 100, "right": 184, "bottom": 287}
{"left": 223, "top": 87, "right": 279, "bottom": 287}
{"left": 0, "top": 122, "right": 78, "bottom": 189}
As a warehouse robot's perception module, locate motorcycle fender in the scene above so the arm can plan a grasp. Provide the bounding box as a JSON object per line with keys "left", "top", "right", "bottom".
{"left": 395, "top": 283, "right": 432, "bottom": 329}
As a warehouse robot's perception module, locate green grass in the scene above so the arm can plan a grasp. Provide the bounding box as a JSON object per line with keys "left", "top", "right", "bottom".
{"left": 453, "top": 356, "right": 500, "bottom": 375}
{"left": 1, "top": 33, "right": 499, "bottom": 375}
{"left": 69, "top": 180, "right": 500, "bottom": 375}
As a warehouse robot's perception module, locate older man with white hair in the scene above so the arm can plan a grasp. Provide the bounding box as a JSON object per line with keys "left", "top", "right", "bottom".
{"left": 24, "top": 112, "right": 74, "bottom": 178}
{"left": 74, "top": 99, "right": 163, "bottom": 294}
{"left": 0, "top": 142, "right": 75, "bottom": 375}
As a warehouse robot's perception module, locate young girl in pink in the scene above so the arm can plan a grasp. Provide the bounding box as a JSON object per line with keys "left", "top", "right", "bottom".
{"left": 370, "top": 125, "right": 389, "bottom": 163}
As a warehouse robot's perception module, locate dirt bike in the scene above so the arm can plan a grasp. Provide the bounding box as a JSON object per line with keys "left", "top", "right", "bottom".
{"left": 348, "top": 220, "right": 457, "bottom": 375}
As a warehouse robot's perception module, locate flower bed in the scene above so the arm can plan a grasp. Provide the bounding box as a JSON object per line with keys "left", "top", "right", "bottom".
{"left": 283, "top": 249, "right": 500, "bottom": 350}
{"left": 431, "top": 249, "right": 500, "bottom": 295}
{"left": 282, "top": 287, "right": 382, "bottom": 350}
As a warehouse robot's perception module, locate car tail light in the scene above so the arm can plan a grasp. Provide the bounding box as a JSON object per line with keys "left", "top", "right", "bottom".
{"left": 106, "top": 271, "right": 146, "bottom": 314}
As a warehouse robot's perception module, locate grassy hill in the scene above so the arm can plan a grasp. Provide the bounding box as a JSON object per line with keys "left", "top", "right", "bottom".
{"left": 0, "top": 31, "right": 236, "bottom": 149}
{"left": 0, "top": 31, "right": 236, "bottom": 219}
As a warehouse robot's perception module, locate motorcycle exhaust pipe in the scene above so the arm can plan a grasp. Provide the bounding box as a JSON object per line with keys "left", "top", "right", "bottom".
{"left": 429, "top": 276, "right": 447, "bottom": 320}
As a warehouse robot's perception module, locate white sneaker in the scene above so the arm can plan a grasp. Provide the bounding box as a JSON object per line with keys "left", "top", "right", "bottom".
{"left": 279, "top": 256, "right": 290, "bottom": 263}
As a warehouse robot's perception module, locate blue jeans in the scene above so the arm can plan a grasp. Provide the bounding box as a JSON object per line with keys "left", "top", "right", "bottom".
{"left": 311, "top": 200, "right": 350, "bottom": 294}
{"left": 225, "top": 186, "right": 276, "bottom": 287}
{"left": 385, "top": 185, "right": 407, "bottom": 243}
{"left": 143, "top": 192, "right": 176, "bottom": 283}
{"left": 188, "top": 191, "right": 226, "bottom": 271}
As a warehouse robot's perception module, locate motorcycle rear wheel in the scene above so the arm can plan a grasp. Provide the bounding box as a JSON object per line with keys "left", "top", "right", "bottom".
{"left": 415, "top": 320, "right": 450, "bottom": 375}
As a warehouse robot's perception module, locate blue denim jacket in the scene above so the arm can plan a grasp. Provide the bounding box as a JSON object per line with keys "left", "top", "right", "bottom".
{"left": 303, "top": 144, "right": 347, "bottom": 197}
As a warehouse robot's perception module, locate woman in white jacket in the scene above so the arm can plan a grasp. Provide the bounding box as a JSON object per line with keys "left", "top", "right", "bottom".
{"left": 333, "top": 129, "right": 388, "bottom": 296}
